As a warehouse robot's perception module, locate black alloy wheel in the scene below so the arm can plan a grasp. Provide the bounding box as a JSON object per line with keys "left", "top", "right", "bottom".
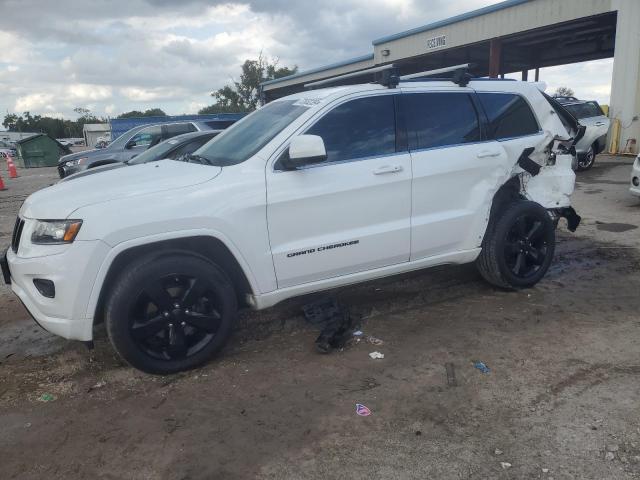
{"left": 105, "top": 254, "right": 237, "bottom": 374}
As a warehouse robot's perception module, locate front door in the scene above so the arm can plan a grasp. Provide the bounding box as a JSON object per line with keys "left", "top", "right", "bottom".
{"left": 266, "top": 94, "right": 412, "bottom": 289}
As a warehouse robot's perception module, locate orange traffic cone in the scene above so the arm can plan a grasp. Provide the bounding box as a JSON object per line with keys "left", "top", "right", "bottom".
{"left": 0, "top": 173, "right": 6, "bottom": 191}
{"left": 6, "top": 156, "right": 17, "bottom": 179}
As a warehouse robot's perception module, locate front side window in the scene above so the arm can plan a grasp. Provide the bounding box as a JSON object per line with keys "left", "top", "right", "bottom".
{"left": 401, "top": 93, "right": 480, "bottom": 150}
{"left": 305, "top": 95, "right": 396, "bottom": 163}
{"left": 478, "top": 93, "right": 539, "bottom": 140}
{"left": 129, "top": 126, "right": 162, "bottom": 148}
{"left": 196, "top": 100, "right": 310, "bottom": 166}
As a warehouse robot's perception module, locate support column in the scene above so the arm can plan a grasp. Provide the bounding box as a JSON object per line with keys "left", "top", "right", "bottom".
{"left": 534, "top": 68, "right": 540, "bottom": 82}
{"left": 521, "top": 70, "right": 529, "bottom": 81}
{"left": 489, "top": 38, "right": 502, "bottom": 78}
{"left": 609, "top": 0, "right": 640, "bottom": 153}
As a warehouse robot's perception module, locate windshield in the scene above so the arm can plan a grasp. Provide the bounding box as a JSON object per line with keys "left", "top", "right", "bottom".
{"left": 563, "top": 102, "right": 603, "bottom": 120}
{"left": 127, "top": 137, "right": 182, "bottom": 165}
{"left": 107, "top": 126, "right": 144, "bottom": 150}
{"left": 195, "top": 100, "right": 310, "bottom": 166}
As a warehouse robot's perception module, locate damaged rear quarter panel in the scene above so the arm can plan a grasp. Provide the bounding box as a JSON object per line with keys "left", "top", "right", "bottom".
{"left": 471, "top": 83, "right": 579, "bottom": 245}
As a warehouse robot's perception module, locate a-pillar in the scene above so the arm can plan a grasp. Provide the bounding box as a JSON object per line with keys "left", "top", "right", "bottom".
{"left": 609, "top": 0, "right": 640, "bottom": 153}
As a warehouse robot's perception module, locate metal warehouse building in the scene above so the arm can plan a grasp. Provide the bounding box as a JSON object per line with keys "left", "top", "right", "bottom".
{"left": 261, "top": 0, "right": 640, "bottom": 152}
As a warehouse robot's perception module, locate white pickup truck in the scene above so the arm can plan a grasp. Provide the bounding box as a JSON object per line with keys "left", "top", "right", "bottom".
{"left": 2, "top": 73, "right": 583, "bottom": 373}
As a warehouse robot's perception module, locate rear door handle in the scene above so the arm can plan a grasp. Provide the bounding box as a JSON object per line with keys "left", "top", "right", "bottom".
{"left": 477, "top": 150, "right": 501, "bottom": 158}
{"left": 595, "top": 122, "right": 606, "bottom": 126}
{"left": 373, "top": 165, "right": 403, "bottom": 175}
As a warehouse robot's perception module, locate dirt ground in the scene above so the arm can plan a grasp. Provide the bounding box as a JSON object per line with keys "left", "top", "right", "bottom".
{"left": 1, "top": 156, "right": 640, "bottom": 480}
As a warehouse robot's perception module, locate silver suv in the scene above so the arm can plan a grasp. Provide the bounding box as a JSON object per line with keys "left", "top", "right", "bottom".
{"left": 57, "top": 121, "right": 213, "bottom": 178}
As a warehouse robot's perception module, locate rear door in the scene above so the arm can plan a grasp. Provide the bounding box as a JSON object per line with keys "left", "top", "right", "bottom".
{"left": 401, "top": 89, "right": 511, "bottom": 259}
{"left": 266, "top": 94, "right": 412, "bottom": 288}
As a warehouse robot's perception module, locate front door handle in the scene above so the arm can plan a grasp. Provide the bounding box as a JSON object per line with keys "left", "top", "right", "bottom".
{"left": 595, "top": 122, "right": 606, "bottom": 126}
{"left": 373, "top": 165, "right": 403, "bottom": 175}
{"left": 477, "top": 150, "right": 501, "bottom": 158}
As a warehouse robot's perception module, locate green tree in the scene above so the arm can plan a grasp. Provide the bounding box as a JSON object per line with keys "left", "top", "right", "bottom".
{"left": 554, "top": 86, "right": 575, "bottom": 98}
{"left": 117, "top": 108, "right": 167, "bottom": 119}
{"left": 199, "top": 54, "right": 297, "bottom": 114}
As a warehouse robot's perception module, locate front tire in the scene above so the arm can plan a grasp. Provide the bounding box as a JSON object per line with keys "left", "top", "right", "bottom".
{"left": 477, "top": 201, "right": 555, "bottom": 290}
{"left": 105, "top": 253, "right": 237, "bottom": 374}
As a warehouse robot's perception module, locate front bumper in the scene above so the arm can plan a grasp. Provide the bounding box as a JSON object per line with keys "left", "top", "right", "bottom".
{"left": 631, "top": 158, "right": 640, "bottom": 197}
{"left": 5, "top": 239, "right": 110, "bottom": 341}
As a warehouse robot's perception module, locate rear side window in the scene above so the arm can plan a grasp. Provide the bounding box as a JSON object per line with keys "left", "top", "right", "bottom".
{"left": 563, "top": 102, "right": 603, "bottom": 119}
{"left": 400, "top": 93, "right": 480, "bottom": 150}
{"left": 478, "top": 93, "right": 539, "bottom": 140}
{"left": 306, "top": 95, "right": 396, "bottom": 163}
{"left": 165, "top": 123, "right": 197, "bottom": 138}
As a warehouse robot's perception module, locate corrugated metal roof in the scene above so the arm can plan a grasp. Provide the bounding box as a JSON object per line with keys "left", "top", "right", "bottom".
{"left": 82, "top": 123, "right": 110, "bottom": 132}
{"left": 372, "top": 0, "right": 533, "bottom": 45}
{"left": 260, "top": 53, "right": 374, "bottom": 87}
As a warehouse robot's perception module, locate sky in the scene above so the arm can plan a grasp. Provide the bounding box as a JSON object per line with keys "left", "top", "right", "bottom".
{"left": 0, "top": 0, "right": 614, "bottom": 121}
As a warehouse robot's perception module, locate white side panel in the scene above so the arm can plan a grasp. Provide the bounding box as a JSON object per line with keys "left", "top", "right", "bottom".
{"left": 266, "top": 154, "right": 412, "bottom": 288}
{"left": 409, "top": 142, "right": 511, "bottom": 258}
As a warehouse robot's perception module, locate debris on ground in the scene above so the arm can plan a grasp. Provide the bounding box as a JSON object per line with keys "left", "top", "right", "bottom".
{"left": 606, "top": 444, "right": 619, "bottom": 452}
{"left": 473, "top": 361, "right": 491, "bottom": 374}
{"left": 445, "top": 362, "right": 457, "bottom": 387}
{"left": 87, "top": 380, "right": 107, "bottom": 392}
{"left": 367, "top": 336, "right": 384, "bottom": 346}
{"left": 302, "top": 298, "right": 357, "bottom": 353}
{"left": 369, "top": 351, "right": 384, "bottom": 360}
{"left": 355, "top": 404, "right": 372, "bottom": 416}
{"left": 353, "top": 330, "right": 364, "bottom": 337}
{"left": 494, "top": 448, "right": 503, "bottom": 456}
{"left": 500, "top": 462, "right": 512, "bottom": 469}
{"left": 37, "top": 393, "right": 56, "bottom": 402}
{"left": 605, "top": 451, "right": 615, "bottom": 461}
{"left": 542, "top": 468, "right": 549, "bottom": 473}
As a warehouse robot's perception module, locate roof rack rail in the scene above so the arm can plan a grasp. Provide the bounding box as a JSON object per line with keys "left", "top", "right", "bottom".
{"left": 399, "top": 63, "right": 474, "bottom": 87}
{"left": 304, "top": 64, "right": 398, "bottom": 89}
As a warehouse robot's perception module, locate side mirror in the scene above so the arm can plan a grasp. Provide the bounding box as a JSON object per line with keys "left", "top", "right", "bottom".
{"left": 283, "top": 135, "right": 327, "bottom": 170}
{"left": 125, "top": 140, "right": 136, "bottom": 149}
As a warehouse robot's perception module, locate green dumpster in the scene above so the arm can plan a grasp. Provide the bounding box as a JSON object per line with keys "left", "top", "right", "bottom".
{"left": 15, "top": 134, "right": 71, "bottom": 168}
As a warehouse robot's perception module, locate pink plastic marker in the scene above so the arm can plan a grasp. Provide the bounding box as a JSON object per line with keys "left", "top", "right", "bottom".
{"left": 356, "top": 403, "right": 372, "bottom": 416}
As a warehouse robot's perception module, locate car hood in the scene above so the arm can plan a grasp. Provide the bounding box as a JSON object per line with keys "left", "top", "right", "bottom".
{"left": 58, "top": 148, "right": 114, "bottom": 164}
{"left": 21, "top": 160, "right": 222, "bottom": 219}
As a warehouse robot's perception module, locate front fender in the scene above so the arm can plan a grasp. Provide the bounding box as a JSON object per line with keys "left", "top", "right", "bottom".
{"left": 84, "top": 229, "right": 262, "bottom": 324}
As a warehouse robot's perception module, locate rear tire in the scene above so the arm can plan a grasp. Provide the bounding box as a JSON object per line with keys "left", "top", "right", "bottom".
{"left": 105, "top": 253, "right": 237, "bottom": 374}
{"left": 477, "top": 201, "right": 555, "bottom": 289}
{"left": 576, "top": 145, "right": 596, "bottom": 171}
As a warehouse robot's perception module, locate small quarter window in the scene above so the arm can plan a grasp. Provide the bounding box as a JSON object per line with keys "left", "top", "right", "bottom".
{"left": 478, "top": 93, "right": 540, "bottom": 140}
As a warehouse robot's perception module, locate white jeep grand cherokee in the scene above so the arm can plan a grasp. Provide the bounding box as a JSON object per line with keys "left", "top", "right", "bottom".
{"left": 2, "top": 74, "right": 583, "bottom": 374}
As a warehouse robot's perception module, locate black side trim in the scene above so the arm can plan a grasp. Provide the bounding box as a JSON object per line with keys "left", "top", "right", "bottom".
{"left": 517, "top": 147, "right": 541, "bottom": 176}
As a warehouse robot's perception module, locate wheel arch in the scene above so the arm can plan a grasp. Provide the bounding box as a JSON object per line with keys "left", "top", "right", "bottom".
{"left": 93, "top": 236, "right": 254, "bottom": 325}
{"left": 481, "top": 176, "right": 524, "bottom": 245}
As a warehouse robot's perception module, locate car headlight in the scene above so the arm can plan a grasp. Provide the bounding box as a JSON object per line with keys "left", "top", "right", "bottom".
{"left": 66, "top": 157, "right": 88, "bottom": 166}
{"left": 31, "top": 220, "right": 83, "bottom": 244}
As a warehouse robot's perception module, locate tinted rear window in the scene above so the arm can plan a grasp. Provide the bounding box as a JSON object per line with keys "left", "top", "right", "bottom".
{"left": 563, "top": 102, "right": 604, "bottom": 119}
{"left": 401, "top": 93, "right": 480, "bottom": 150}
{"left": 478, "top": 93, "right": 540, "bottom": 140}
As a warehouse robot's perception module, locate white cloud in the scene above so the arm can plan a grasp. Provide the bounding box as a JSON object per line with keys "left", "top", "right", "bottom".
{"left": 0, "top": 0, "right": 617, "bottom": 118}
{"left": 14, "top": 93, "right": 56, "bottom": 112}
